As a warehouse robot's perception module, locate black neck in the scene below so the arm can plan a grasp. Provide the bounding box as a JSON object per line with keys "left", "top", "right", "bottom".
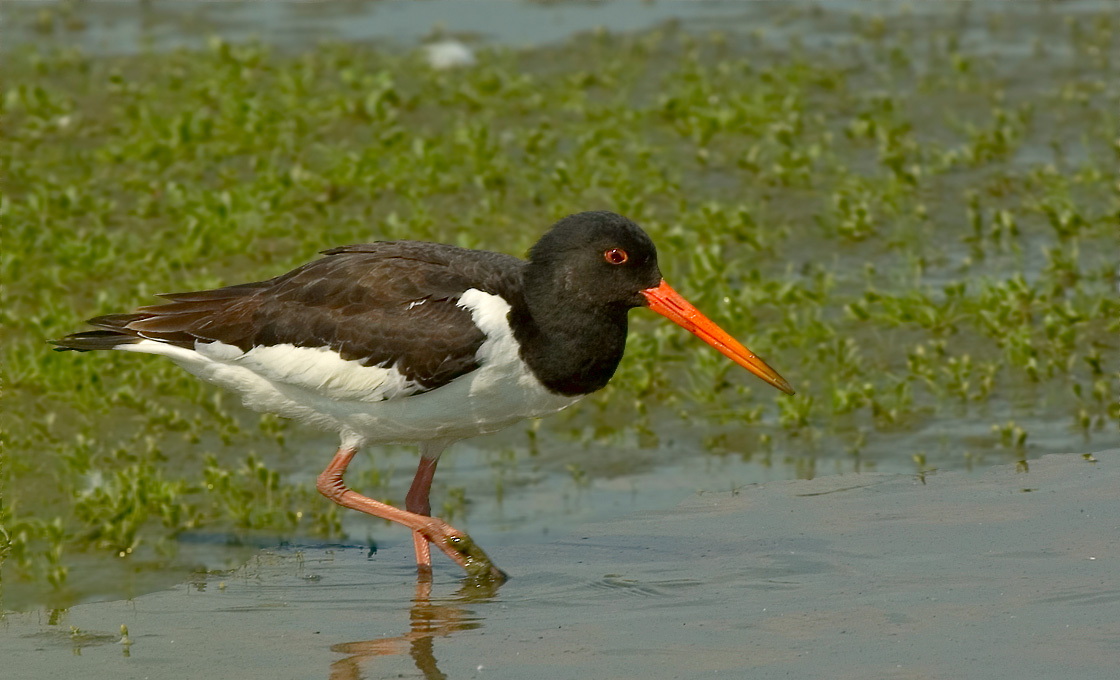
{"left": 509, "top": 283, "right": 630, "bottom": 397}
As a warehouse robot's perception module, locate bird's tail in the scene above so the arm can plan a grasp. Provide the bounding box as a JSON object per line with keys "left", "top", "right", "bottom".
{"left": 51, "top": 313, "right": 148, "bottom": 351}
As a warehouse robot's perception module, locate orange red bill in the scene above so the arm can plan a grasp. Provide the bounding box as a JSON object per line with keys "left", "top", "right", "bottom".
{"left": 641, "top": 279, "right": 795, "bottom": 395}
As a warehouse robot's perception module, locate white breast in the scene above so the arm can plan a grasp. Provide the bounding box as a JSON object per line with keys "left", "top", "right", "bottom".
{"left": 117, "top": 289, "right": 580, "bottom": 446}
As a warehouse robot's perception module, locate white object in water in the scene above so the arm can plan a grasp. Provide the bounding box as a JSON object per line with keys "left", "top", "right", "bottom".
{"left": 424, "top": 40, "right": 476, "bottom": 69}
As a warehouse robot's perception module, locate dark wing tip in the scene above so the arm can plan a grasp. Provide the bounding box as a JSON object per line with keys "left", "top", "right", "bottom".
{"left": 51, "top": 330, "right": 142, "bottom": 352}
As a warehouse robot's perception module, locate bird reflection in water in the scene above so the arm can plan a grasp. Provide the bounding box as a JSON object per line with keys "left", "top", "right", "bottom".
{"left": 329, "top": 577, "right": 500, "bottom": 680}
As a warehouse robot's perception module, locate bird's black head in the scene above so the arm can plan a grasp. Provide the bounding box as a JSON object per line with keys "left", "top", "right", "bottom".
{"left": 526, "top": 211, "right": 663, "bottom": 312}
{"left": 516, "top": 210, "right": 794, "bottom": 398}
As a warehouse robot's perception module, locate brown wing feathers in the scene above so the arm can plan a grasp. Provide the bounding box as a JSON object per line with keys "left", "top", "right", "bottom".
{"left": 53, "top": 286, "right": 265, "bottom": 351}
{"left": 53, "top": 242, "right": 525, "bottom": 392}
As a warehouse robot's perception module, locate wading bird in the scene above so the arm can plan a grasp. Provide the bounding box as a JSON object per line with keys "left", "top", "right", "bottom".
{"left": 55, "top": 211, "right": 793, "bottom": 580}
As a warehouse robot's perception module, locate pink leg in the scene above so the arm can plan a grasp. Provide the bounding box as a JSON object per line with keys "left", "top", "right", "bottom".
{"left": 405, "top": 456, "right": 440, "bottom": 576}
{"left": 316, "top": 446, "right": 506, "bottom": 581}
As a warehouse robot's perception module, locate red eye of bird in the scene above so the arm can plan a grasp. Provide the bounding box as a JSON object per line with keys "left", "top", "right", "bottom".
{"left": 604, "top": 248, "right": 628, "bottom": 265}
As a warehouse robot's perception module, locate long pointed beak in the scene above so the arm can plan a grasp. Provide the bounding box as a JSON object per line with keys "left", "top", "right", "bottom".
{"left": 641, "top": 279, "right": 795, "bottom": 395}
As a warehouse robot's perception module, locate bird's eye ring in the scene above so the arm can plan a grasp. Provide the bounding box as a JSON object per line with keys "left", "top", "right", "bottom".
{"left": 604, "top": 248, "right": 628, "bottom": 265}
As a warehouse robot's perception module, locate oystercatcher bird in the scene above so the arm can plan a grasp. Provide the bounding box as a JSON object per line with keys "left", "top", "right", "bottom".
{"left": 54, "top": 211, "right": 793, "bottom": 580}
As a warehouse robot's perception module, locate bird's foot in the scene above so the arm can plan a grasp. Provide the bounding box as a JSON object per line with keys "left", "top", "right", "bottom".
{"left": 443, "top": 533, "right": 509, "bottom": 583}
{"left": 420, "top": 519, "right": 508, "bottom": 583}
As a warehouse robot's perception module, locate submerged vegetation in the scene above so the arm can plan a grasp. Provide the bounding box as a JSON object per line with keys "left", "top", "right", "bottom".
{"left": 2, "top": 4, "right": 1119, "bottom": 607}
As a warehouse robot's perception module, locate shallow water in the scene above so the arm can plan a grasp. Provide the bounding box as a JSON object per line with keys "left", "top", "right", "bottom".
{"left": 6, "top": 0, "right": 1118, "bottom": 57}
{"left": 2, "top": 0, "right": 767, "bottom": 55}
{"left": 4, "top": 453, "right": 1117, "bottom": 679}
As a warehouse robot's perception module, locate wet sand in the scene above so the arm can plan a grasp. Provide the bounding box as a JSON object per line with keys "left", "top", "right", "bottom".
{"left": 4, "top": 451, "right": 1117, "bottom": 679}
